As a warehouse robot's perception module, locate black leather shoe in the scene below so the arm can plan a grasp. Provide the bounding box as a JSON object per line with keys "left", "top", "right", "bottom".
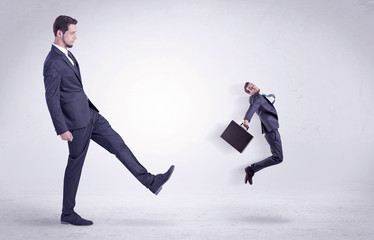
{"left": 150, "top": 165, "right": 175, "bottom": 195}
{"left": 61, "top": 212, "right": 93, "bottom": 226}
{"left": 245, "top": 166, "right": 254, "bottom": 185}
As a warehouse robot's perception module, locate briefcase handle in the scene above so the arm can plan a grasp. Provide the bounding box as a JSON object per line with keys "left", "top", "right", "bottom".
{"left": 240, "top": 123, "right": 249, "bottom": 131}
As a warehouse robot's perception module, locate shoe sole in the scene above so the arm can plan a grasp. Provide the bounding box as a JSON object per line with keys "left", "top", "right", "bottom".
{"left": 60, "top": 221, "right": 93, "bottom": 226}
{"left": 244, "top": 168, "right": 253, "bottom": 185}
{"left": 154, "top": 165, "right": 175, "bottom": 195}
{"left": 154, "top": 186, "right": 162, "bottom": 195}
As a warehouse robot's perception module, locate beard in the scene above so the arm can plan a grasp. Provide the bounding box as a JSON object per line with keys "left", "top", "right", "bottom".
{"left": 63, "top": 38, "right": 73, "bottom": 48}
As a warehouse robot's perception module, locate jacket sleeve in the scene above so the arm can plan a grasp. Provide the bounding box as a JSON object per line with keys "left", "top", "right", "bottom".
{"left": 44, "top": 59, "right": 68, "bottom": 135}
{"left": 244, "top": 95, "right": 261, "bottom": 122}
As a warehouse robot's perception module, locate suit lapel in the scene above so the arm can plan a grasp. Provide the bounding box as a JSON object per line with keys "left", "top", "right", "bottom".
{"left": 67, "top": 51, "right": 82, "bottom": 80}
{"left": 63, "top": 56, "right": 81, "bottom": 77}
{"left": 51, "top": 45, "right": 82, "bottom": 84}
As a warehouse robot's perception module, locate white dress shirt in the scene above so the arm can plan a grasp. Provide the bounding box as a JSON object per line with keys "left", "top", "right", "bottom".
{"left": 52, "top": 43, "right": 75, "bottom": 66}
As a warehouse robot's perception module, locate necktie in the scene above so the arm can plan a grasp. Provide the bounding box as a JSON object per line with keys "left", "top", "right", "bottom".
{"left": 262, "top": 94, "right": 276, "bottom": 104}
{"left": 67, "top": 51, "right": 75, "bottom": 66}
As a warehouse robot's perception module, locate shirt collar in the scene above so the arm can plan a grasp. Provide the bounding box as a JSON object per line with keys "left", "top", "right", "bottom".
{"left": 251, "top": 91, "right": 260, "bottom": 97}
{"left": 53, "top": 43, "right": 69, "bottom": 56}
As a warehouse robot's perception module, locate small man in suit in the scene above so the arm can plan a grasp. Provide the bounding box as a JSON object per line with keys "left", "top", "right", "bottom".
{"left": 242, "top": 82, "right": 283, "bottom": 185}
{"left": 43, "top": 15, "right": 174, "bottom": 226}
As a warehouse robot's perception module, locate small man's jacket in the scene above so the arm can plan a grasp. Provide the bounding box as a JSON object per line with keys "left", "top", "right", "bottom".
{"left": 244, "top": 92, "right": 279, "bottom": 134}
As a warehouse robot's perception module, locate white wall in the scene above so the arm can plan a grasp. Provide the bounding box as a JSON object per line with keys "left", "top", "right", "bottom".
{"left": 1, "top": 0, "right": 373, "bottom": 197}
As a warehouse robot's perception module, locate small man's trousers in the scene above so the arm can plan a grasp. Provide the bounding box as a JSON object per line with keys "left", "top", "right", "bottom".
{"left": 251, "top": 129, "right": 283, "bottom": 173}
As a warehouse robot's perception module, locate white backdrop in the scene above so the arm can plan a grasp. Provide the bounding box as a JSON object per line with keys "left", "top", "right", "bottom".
{"left": 0, "top": 0, "right": 373, "bottom": 198}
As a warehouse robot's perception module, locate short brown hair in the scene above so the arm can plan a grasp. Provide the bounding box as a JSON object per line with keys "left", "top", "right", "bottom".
{"left": 53, "top": 15, "right": 78, "bottom": 37}
{"left": 244, "top": 82, "right": 250, "bottom": 93}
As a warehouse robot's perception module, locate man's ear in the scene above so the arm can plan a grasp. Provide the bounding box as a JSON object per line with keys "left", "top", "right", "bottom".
{"left": 57, "top": 30, "right": 63, "bottom": 37}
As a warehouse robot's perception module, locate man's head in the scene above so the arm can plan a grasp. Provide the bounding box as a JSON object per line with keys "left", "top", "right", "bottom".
{"left": 53, "top": 15, "right": 78, "bottom": 49}
{"left": 244, "top": 82, "right": 260, "bottom": 95}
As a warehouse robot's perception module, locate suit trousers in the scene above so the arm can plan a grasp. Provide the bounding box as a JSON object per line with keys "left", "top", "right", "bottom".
{"left": 251, "top": 129, "right": 283, "bottom": 173}
{"left": 62, "top": 108, "right": 154, "bottom": 214}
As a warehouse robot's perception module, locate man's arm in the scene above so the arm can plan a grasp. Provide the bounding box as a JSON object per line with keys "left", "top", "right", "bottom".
{"left": 243, "top": 96, "right": 261, "bottom": 129}
{"left": 43, "top": 59, "right": 69, "bottom": 136}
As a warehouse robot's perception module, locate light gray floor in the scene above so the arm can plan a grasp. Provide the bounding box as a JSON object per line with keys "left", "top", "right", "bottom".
{"left": 1, "top": 187, "right": 373, "bottom": 240}
{"left": 1, "top": 1, "right": 374, "bottom": 239}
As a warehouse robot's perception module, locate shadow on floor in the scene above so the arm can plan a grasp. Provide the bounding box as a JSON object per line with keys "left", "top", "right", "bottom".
{"left": 20, "top": 218, "right": 60, "bottom": 226}
{"left": 233, "top": 215, "right": 291, "bottom": 224}
{"left": 116, "top": 217, "right": 175, "bottom": 227}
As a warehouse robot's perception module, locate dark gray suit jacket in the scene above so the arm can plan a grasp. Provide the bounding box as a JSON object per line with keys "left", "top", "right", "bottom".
{"left": 43, "top": 45, "right": 98, "bottom": 135}
{"left": 244, "top": 92, "right": 279, "bottom": 134}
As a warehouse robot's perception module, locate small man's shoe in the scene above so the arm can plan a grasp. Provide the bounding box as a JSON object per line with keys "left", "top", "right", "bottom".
{"left": 150, "top": 165, "right": 175, "bottom": 195}
{"left": 245, "top": 166, "right": 255, "bottom": 185}
{"left": 61, "top": 212, "right": 93, "bottom": 226}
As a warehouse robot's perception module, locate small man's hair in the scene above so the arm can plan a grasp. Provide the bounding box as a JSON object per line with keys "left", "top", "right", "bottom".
{"left": 244, "top": 82, "right": 250, "bottom": 93}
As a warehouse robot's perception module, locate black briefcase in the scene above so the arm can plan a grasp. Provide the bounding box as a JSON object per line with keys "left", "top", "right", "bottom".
{"left": 220, "top": 120, "right": 253, "bottom": 153}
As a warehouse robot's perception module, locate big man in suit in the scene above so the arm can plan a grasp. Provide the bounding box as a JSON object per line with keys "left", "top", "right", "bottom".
{"left": 43, "top": 15, "right": 174, "bottom": 226}
{"left": 242, "top": 82, "right": 283, "bottom": 185}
